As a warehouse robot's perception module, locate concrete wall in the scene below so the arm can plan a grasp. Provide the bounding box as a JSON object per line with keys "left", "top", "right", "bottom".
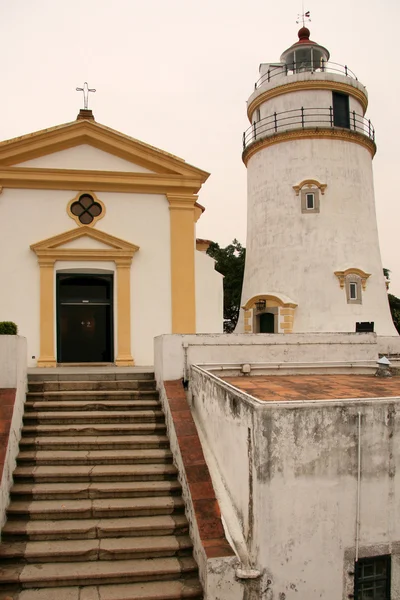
{"left": 0, "top": 336, "right": 27, "bottom": 533}
{"left": 189, "top": 365, "right": 400, "bottom": 599}
{"left": 154, "top": 332, "right": 378, "bottom": 382}
{"left": 195, "top": 251, "right": 223, "bottom": 334}
{"left": 158, "top": 380, "right": 243, "bottom": 600}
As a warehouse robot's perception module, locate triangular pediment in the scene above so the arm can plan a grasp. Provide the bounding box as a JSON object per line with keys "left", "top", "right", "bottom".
{"left": 14, "top": 145, "right": 156, "bottom": 173}
{"left": 0, "top": 118, "right": 209, "bottom": 180}
{"left": 31, "top": 226, "right": 139, "bottom": 262}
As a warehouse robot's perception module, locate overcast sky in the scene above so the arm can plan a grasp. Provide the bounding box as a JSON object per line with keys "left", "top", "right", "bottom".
{"left": 1, "top": 0, "right": 400, "bottom": 295}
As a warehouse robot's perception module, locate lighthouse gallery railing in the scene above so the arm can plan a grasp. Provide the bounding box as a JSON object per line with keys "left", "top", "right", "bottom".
{"left": 255, "top": 61, "right": 358, "bottom": 89}
{"left": 242, "top": 107, "right": 375, "bottom": 151}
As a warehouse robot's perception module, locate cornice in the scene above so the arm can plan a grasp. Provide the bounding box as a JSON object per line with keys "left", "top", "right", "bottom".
{"left": 0, "top": 120, "right": 210, "bottom": 182}
{"left": 293, "top": 179, "right": 327, "bottom": 195}
{"left": 242, "top": 128, "right": 376, "bottom": 165}
{"left": 247, "top": 80, "right": 368, "bottom": 122}
{"left": 167, "top": 193, "right": 199, "bottom": 210}
{"left": 31, "top": 225, "right": 139, "bottom": 254}
{"left": 334, "top": 268, "right": 371, "bottom": 290}
{"left": 0, "top": 167, "right": 204, "bottom": 195}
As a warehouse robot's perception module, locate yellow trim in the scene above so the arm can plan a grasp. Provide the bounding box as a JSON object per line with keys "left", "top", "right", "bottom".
{"left": 247, "top": 80, "right": 368, "bottom": 122}
{"left": 196, "top": 239, "right": 211, "bottom": 252}
{"left": 243, "top": 294, "right": 297, "bottom": 310}
{"left": 31, "top": 227, "right": 139, "bottom": 367}
{"left": 67, "top": 191, "right": 106, "bottom": 227}
{"left": 167, "top": 194, "right": 197, "bottom": 333}
{"left": 115, "top": 263, "right": 134, "bottom": 366}
{"left": 243, "top": 294, "right": 297, "bottom": 334}
{"left": 243, "top": 128, "right": 376, "bottom": 165}
{"left": 38, "top": 260, "right": 56, "bottom": 367}
{"left": 334, "top": 268, "right": 371, "bottom": 291}
{"left": 0, "top": 119, "right": 210, "bottom": 180}
{"left": 293, "top": 179, "right": 327, "bottom": 195}
{"left": 0, "top": 167, "right": 206, "bottom": 195}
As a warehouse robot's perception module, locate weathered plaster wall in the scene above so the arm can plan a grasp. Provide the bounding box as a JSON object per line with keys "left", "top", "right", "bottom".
{"left": 158, "top": 379, "right": 242, "bottom": 600}
{"left": 188, "top": 365, "right": 400, "bottom": 599}
{"left": 252, "top": 399, "right": 400, "bottom": 599}
{"left": 0, "top": 336, "right": 27, "bottom": 534}
{"left": 239, "top": 136, "right": 396, "bottom": 337}
{"left": 189, "top": 368, "right": 254, "bottom": 561}
{"left": 154, "top": 332, "right": 378, "bottom": 381}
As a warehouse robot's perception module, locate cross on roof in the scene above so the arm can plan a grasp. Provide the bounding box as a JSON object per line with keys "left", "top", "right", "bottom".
{"left": 76, "top": 82, "right": 96, "bottom": 110}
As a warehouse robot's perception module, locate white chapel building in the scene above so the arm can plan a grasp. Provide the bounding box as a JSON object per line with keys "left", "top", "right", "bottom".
{"left": 0, "top": 109, "right": 223, "bottom": 368}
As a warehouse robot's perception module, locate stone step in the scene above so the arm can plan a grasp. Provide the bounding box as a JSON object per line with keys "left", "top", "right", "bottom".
{"left": 23, "top": 410, "right": 164, "bottom": 425}
{"left": 24, "top": 400, "right": 161, "bottom": 412}
{"left": 0, "top": 535, "right": 193, "bottom": 563}
{"left": 22, "top": 423, "right": 167, "bottom": 437}
{"left": 0, "top": 578, "right": 202, "bottom": 600}
{"left": 19, "top": 435, "right": 169, "bottom": 451}
{"left": 16, "top": 449, "right": 173, "bottom": 466}
{"left": 27, "top": 372, "right": 155, "bottom": 382}
{"left": 0, "top": 556, "right": 197, "bottom": 588}
{"left": 28, "top": 379, "right": 157, "bottom": 392}
{"left": 13, "top": 464, "right": 179, "bottom": 483}
{"left": 10, "top": 480, "right": 182, "bottom": 501}
{"left": 26, "top": 390, "right": 159, "bottom": 401}
{"left": 7, "top": 496, "right": 185, "bottom": 521}
{"left": 1, "top": 514, "right": 189, "bottom": 542}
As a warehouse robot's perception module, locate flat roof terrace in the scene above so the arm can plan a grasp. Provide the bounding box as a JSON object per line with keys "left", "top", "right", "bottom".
{"left": 221, "top": 375, "right": 400, "bottom": 402}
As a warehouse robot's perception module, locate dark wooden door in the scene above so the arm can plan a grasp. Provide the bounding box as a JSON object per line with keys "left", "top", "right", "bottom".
{"left": 259, "top": 312, "right": 275, "bottom": 333}
{"left": 333, "top": 92, "right": 350, "bottom": 128}
{"left": 57, "top": 274, "right": 113, "bottom": 363}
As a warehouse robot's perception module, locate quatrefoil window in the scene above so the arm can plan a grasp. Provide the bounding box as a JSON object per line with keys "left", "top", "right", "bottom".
{"left": 67, "top": 192, "right": 105, "bottom": 227}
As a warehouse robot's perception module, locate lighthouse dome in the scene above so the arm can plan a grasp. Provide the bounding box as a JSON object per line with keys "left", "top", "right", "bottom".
{"left": 280, "top": 27, "right": 330, "bottom": 72}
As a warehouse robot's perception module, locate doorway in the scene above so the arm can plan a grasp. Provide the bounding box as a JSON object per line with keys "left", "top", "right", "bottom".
{"left": 259, "top": 312, "right": 275, "bottom": 333}
{"left": 57, "top": 274, "right": 114, "bottom": 363}
{"left": 332, "top": 92, "right": 350, "bottom": 128}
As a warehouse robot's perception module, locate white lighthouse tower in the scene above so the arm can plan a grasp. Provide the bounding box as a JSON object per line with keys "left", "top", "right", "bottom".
{"left": 237, "top": 26, "right": 399, "bottom": 346}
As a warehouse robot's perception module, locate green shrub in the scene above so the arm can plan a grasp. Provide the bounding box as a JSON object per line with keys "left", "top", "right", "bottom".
{"left": 0, "top": 322, "right": 18, "bottom": 335}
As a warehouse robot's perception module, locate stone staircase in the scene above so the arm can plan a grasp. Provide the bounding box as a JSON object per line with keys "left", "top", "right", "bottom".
{"left": 0, "top": 372, "right": 203, "bottom": 600}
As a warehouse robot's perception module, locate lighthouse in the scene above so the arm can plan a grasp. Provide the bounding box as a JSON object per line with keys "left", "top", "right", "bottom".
{"left": 237, "top": 26, "right": 399, "bottom": 345}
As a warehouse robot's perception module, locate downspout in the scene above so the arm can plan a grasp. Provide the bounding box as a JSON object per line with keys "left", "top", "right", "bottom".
{"left": 355, "top": 411, "right": 362, "bottom": 562}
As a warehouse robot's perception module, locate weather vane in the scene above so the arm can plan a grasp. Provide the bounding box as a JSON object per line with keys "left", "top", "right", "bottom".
{"left": 296, "top": 5, "right": 311, "bottom": 27}
{"left": 76, "top": 82, "right": 96, "bottom": 110}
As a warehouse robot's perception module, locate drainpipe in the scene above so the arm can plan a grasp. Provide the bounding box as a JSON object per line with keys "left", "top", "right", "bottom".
{"left": 355, "top": 411, "right": 362, "bottom": 562}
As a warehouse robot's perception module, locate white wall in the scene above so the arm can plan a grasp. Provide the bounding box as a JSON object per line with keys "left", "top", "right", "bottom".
{"left": 0, "top": 182, "right": 171, "bottom": 366}
{"left": 15, "top": 144, "right": 155, "bottom": 172}
{"left": 0, "top": 336, "right": 27, "bottom": 533}
{"left": 195, "top": 251, "right": 223, "bottom": 334}
{"left": 250, "top": 89, "right": 364, "bottom": 125}
{"left": 189, "top": 366, "right": 400, "bottom": 599}
{"left": 249, "top": 70, "right": 368, "bottom": 116}
{"left": 239, "top": 137, "right": 397, "bottom": 337}
{"left": 154, "top": 332, "right": 378, "bottom": 382}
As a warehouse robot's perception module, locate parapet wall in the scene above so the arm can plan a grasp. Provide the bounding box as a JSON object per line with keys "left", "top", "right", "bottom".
{"left": 154, "top": 332, "right": 378, "bottom": 381}
{"left": 0, "top": 336, "right": 27, "bottom": 533}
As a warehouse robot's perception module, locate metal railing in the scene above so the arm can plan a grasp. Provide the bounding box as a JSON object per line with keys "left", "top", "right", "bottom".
{"left": 255, "top": 61, "right": 357, "bottom": 89}
{"left": 242, "top": 106, "right": 375, "bottom": 150}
